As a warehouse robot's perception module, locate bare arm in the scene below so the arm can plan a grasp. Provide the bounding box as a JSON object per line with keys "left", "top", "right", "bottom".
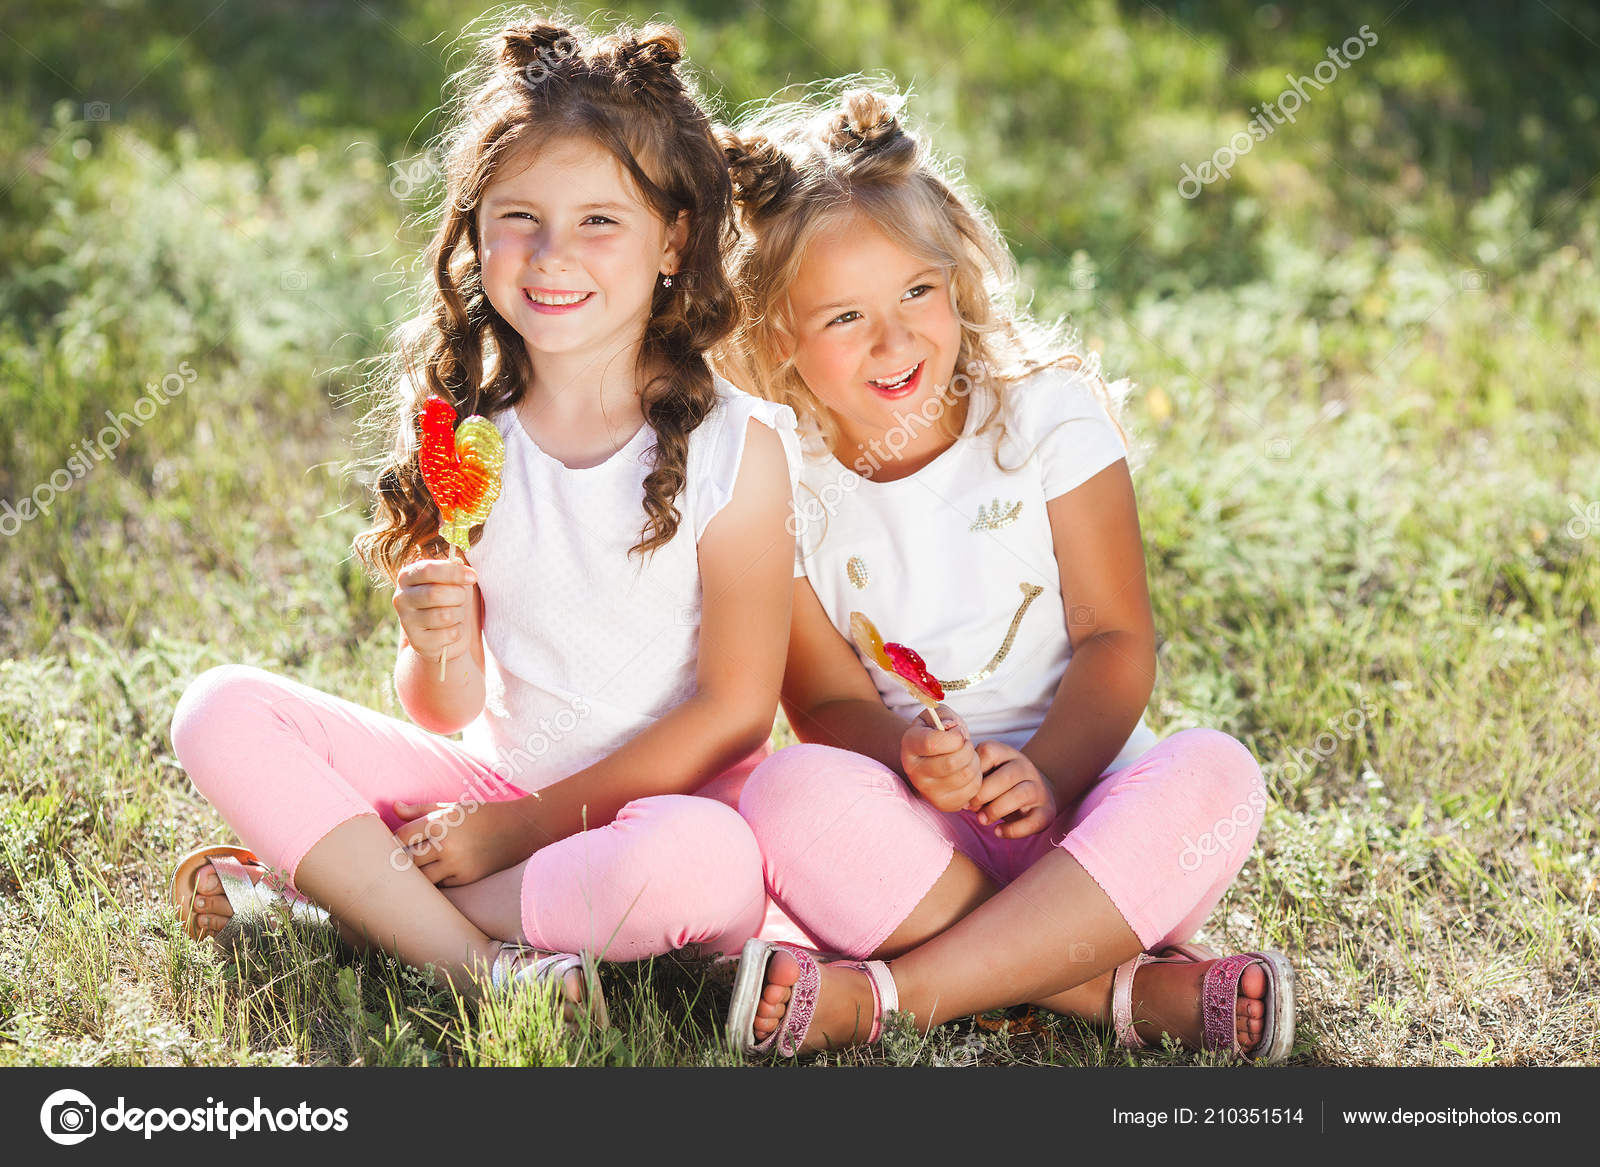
{"left": 778, "top": 575, "right": 915, "bottom": 774}
{"left": 494, "top": 419, "right": 796, "bottom": 849}
{"left": 1022, "top": 458, "right": 1158, "bottom": 804}
{"left": 394, "top": 559, "right": 487, "bottom": 734}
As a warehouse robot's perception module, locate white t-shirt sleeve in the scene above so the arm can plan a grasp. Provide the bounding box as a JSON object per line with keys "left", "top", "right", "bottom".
{"left": 690, "top": 384, "right": 803, "bottom": 543}
{"left": 1008, "top": 366, "right": 1129, "bottom": 499}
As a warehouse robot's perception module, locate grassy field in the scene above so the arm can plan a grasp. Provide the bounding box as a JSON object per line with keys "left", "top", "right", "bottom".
{"left": 1, "top": 1, "right": 1597, "bottom": 1067}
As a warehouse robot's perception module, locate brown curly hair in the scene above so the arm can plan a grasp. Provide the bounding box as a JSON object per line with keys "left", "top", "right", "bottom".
{"left": 711, "top": 83, "right": 1131, "bottom": 467}
{"left": 352, "top": 9, "right": 738, "bottom": 585}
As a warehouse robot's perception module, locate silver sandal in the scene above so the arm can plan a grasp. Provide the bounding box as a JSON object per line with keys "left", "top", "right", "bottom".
{"left": 170, "top": 843, "right": 330, "bottom": 945}
{"left": 487, "top": 941, "right": 610, "bottom": 1030}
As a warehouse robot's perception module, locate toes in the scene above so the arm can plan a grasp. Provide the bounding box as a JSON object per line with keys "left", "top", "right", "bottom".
{"left": 765, "top": 950, "right": 802, "bottom": 991}
{"left": 1239, "top": 963, "right": 1268, "bottom": 1001}
{"left": 188, "top": 859, "right": 267, "bottom": 918}
{"left": 561, "top": 970, "right": 588, "bottom": 1015}
{"left": 749, "top": 949, "right": 802, "bottom": 1041}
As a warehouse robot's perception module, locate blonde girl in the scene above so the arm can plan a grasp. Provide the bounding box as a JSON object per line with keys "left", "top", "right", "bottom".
{"left": 714, "top": 86, "right": 1294, "bottom": 1061}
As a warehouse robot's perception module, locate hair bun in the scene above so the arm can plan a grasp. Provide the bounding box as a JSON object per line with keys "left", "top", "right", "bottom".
{"left": 828, "top": 88, "right": 905, "bottom": 154}
{"left": 620, "top": 22, "right": 684, "bottom": 72}
{"left": 496, "top": 21, "right": 581, "bottom": 74}
{"left": 718, "top": 126, "right": 795, "bottom": 216}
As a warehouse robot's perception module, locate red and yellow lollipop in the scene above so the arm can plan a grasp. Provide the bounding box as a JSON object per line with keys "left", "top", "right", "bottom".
{"left": 849, "top": 611, "right": 947, "bottom": 730}
{"left": 418, "top": 397, "right": 505, "bottom": 678}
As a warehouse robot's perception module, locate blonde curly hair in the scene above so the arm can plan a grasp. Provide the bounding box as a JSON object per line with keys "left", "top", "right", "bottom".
{"left": 712, "top": 82, "right": 1131, "bottom": 466}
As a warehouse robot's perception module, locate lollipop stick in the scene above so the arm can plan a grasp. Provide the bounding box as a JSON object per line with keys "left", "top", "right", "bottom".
{"left": 922, "top": 704, "right": 944, "bottom": 731}
{"left": 438, "top": 544, "right": 456, "bottom": 682}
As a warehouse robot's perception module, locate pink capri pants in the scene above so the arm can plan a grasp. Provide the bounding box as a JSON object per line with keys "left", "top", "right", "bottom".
{"left": 737, "top": 729, "right": 1266, "bottom": 958}
{"left": 169, "top": 664, "right": 771, "bottom": 961}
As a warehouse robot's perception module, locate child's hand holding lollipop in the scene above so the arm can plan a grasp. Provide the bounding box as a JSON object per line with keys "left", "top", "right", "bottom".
{"left": 850, "top": 611, "right": 981, "bottom": 812}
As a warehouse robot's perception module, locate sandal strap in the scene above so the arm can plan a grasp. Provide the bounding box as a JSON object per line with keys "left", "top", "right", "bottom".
{"left": 490, "top": 942, "right": 583, "bottom": 991}
{"left": 853, "top": 960, "right": 898, "bottom": 1044}
{"left": 1111, "top": 952, "right": 1157, "bottom": 1048}
{"left": 1112, "top": 950, "right": 1198, "bottom": 1049}
{"left": 489, "top": 943, "right": 609, "bottom": 1030}
{"left": 1201, "top": 953, "right": 1266, "bottom": 1055}
{"left": 748, "top": 943, "right": 820, "bottom": 1058}
{"left": 207, "top": 854, "right": 273, "bottom": 924}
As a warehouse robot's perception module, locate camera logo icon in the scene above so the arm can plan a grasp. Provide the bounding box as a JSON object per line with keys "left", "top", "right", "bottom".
{"left": 40, "top": 1088, "right": 97, "bottom": 1145}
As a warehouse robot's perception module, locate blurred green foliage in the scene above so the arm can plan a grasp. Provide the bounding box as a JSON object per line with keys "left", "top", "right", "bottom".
{"left": 4, "top": 1, "right": 1597, "bottom": 291}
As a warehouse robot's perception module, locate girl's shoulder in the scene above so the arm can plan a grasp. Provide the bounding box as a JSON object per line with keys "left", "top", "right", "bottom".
{"left": 994, "top": 360, "right": 1117, "bottom": 436}
{"left": 989, "top": 360, "right": 1134, "bottom": 496}
{"left": 686, "top": 373, "right": 803, "bottom": 541}
{"left": 703, "top": 373, "right": 801, "bottom": 434}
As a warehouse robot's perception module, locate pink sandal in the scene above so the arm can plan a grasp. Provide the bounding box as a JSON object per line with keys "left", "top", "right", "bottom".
{"left": 1112, "top": 941, "right": 1295, "bottom": 1063}
{"left": 726, "top": 938, "right": 898, "bottom": 1057}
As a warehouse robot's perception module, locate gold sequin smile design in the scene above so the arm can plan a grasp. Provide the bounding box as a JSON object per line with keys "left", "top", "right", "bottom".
{"left": 939, "top": 582, "right": 1046, "bottom": 691}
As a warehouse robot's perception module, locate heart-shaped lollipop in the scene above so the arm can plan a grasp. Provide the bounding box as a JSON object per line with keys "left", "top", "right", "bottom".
{"left": 849, "top": 611, "right": 946, "bottom": 730}
{"left": 417, "top": 396, "right": 506, "bottom": 678}
{"left": 419, "top": 397, "right": 505, "bottom": 551}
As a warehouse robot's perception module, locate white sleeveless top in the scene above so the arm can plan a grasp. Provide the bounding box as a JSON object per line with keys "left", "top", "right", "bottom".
{"left": 792, "top": 364, "right": 1159, "bottom": 774}
{"left": 460, "top": 375, "right": 801, "bottom": 791}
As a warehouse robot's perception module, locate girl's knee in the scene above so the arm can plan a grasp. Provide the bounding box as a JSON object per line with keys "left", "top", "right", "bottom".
{"left": 1167, "top": 728, "right": 1266, "bottom": 860}
{"left": 738, "top": 744, "right": 895, "bottom": 833}
{"left": 169, "top": 664, "right": 286, "bottom": 772}
{"left": 594, "top": 795, "right": 767, "bottom": 943}
{"left": 623, "top": 794, "right": 764, "bottom": 884}
{"left": 1169, "top": 728, "right": 1264, "bottom": 802}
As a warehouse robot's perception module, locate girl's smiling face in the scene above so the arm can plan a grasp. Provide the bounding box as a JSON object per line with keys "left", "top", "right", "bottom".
{"left": 782, "top": 211, "right": 964, "bottom": 473}
{"left": 476, "top": 135, "right": 686, "bottom": 362}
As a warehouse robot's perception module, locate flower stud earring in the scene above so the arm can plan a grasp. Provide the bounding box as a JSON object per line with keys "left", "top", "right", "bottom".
{"left": 660, "top": 273, "right": 673, "bottom": 288}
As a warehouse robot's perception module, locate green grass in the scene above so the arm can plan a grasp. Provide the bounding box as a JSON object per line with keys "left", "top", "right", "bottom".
{"left": 2, "top": 0, "right": 1597, "bottom": 1066}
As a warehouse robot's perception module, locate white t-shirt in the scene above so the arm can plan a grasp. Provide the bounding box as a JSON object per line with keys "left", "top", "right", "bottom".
{"left": 460, "top": 375, "right": 801, "bottom": 791}
{"left": 793, "top": 364, "right": 1159, "bottom": 774}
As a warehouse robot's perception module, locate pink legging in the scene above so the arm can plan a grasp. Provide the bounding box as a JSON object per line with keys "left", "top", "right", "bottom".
{"left": 168, "top": 664, "right": 771, "bottom": 961}
{"left": 738, "top": 728, "right": 1265, "bottom": 958}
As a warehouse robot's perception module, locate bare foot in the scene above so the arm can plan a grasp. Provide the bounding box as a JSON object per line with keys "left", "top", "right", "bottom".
{"left": 1128, "top": 957, "right": 1268, "bottom": 1055}
{"left": 749, "top": 950, "right": 1270, "bottom": 1056}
